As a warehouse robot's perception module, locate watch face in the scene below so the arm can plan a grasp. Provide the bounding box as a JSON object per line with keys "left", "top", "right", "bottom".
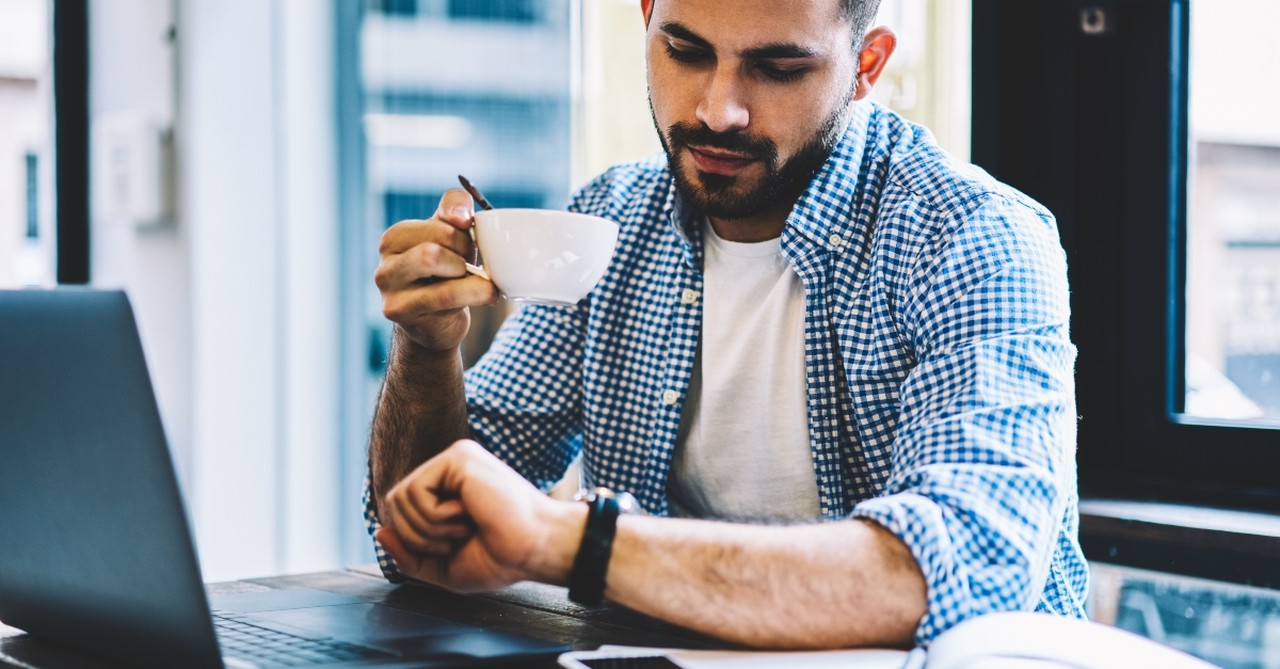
{"left": 571, "top": 487, "right": 644, "bottom": 514}
{"left": 613, "top": 491, "right": 642, "bottom": 514}
{"left": 570, "top": 487, "right": 604, "bottom": 503}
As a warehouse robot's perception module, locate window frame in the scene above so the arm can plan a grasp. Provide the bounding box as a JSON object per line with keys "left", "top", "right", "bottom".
{"left": 53, "top": 0, "right": 90, "bottom": 284}
{"left": 971, "top": 0, "right": 1280, "bottom": 512}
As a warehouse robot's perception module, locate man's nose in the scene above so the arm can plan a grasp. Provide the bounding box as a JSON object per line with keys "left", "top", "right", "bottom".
{"left": 695, "top": 66, "right": 749, "bottom": 133}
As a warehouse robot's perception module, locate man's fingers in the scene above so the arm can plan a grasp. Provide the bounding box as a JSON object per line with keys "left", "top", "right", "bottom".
{"left": 435, "top": 188, "right": 475, "bottom": 230}
{"left": 433, "top": 523, "right": 475, "bottom": 542}
{"left": 379, "top": 218, "right": 473, "bottom": 259}
{"left": 375, "top": 241, "right": 469, "bottom": 294}
{"left": 421, "top": 497, "right": 469, "bottom": 525}
{"left": 388, "top": 490, "right": 431, "bottom": 539}
{"left": 376, "top": 527, "right": 425, "bottom": 573}
{"left": 380, "top": 277, "right": 499, "bottom": 325}
{"left": 379, "top": 527, "right": 453, "bottom": 574}
{"left": 387, "top": 494, "right": 436, "bottom": 553}
{"left": 385, "top": 465, "right": 478, "bottom": 556}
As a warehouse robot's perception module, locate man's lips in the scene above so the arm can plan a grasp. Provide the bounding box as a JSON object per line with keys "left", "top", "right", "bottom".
{"left": 688, "top": 146, "right": 757, "bottom": 175}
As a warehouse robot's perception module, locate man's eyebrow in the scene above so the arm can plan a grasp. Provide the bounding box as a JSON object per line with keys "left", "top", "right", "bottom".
{"left": 658, "top": 21, "right": 821, "bottom": 60}
{"left": 659, "top": 22, "right": 712, "bottom": 50}
{"left": 742, "top": 43, "right": 821, "bottom": 60}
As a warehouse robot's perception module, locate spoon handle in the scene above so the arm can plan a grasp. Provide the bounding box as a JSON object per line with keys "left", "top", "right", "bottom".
{"left": 457, "top": 175, "right": 494, "bottom": 211}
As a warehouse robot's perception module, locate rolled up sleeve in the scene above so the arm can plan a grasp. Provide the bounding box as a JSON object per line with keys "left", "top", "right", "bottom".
{"left": 362, "top": 475, "right": 405, "bottom": 582}
{"left": 852, "top": 195, "right": 1082, "bottom": 644}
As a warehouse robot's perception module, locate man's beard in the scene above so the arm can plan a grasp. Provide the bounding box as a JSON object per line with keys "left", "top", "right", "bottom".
{"left": 653, "top": 96, "right": 853, "bottom": 221}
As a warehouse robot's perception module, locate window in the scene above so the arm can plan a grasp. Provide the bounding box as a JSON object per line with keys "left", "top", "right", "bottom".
{"left": 0, "top": 0, "right": 53, "bottom": 287}
{"left": 972, "top": 0, "right": 1280, "bottom": 507}
{"left": 1183, "top": 0, "right": 1280, "bottom": 421}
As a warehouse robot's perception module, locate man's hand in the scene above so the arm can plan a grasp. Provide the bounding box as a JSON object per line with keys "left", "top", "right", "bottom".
{"left": 378, "top": 440, "right": 583, "bottom": 592}
{"left": 374, "top": 189, "right": 499, "bottom": 353}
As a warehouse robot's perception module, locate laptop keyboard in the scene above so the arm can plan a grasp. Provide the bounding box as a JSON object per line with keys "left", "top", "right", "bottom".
{"left": 213, "top": 611, "right": 393, "bottom": 667}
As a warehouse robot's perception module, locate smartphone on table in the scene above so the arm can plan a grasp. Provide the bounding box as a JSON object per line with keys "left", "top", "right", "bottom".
{"left": 558, "top": 650, "right": 687, "bottom": 669}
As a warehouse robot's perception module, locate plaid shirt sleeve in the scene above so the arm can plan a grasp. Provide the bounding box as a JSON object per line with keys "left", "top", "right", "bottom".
{"left": 850, "top": 192, "right": 1080, "bottom": 645}
{"left": 362, "top": 475, "right": 403, "bottom": 582}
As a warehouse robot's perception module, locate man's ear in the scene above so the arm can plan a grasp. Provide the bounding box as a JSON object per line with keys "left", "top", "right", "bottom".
{"left": 852, "top": 26, "right": 897, "bottom": 101}
{"left": 640, "top": 0, "right": 654, "bottom": 27}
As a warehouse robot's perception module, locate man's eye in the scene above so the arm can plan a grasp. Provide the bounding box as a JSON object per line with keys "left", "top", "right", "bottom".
{"left": 759, "top": 64, "right": 807, "bottom": 83}
{"left": 665, "top": 43, "right": 709, "bottom": 64}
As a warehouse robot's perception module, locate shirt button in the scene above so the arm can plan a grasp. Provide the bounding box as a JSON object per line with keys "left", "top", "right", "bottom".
{"left": 680, "top": 288, "right": 701, "bottom": 305}
{"left": 828, "top": 233, "right": 845, "bottom": 250}
{"left": 661, "top": 389, "right": 679, "bottom": 406}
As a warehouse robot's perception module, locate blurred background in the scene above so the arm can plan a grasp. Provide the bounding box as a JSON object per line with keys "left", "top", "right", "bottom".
{"left": 1, "top": 1, "right": 1278, "bottom": 666}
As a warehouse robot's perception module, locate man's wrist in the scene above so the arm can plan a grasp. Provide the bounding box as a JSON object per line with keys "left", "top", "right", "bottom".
{"left": 391, "top": 325, "right": 462, "bottom": 365}
{"left": 529, "top": 500, "right": 588, "bottom": 587}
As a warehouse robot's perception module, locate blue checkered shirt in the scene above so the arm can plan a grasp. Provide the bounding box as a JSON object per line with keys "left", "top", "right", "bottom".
{"left": 364, "top": 102, "right": 1087, "bottom": 645}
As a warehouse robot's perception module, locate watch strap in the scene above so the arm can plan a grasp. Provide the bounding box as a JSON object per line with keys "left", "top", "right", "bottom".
{"left": 568, "top": 494, "right": 621, "bottom": 606}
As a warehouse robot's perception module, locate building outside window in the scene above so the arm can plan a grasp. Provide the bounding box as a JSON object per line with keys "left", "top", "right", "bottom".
{"left": 0, "top": 0, "right": 53, "bottom": 287}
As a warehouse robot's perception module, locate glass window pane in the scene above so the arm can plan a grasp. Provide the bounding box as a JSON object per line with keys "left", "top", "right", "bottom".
{"left": 0, "top": 0, "right": 53, "bottom": 287}
{"left": 1184, "top": 0, "right": 1280, "bottom": 421}
{"left": 356, "top": 1, "right": 573, "bottom": 375}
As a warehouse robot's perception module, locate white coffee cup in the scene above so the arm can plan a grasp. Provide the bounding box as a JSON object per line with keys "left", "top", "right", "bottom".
{"left": 466, "top": 208, "right": 619, "bottom": 306}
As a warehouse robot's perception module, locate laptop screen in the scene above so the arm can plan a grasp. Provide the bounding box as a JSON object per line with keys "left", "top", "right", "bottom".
{"left": 0, "top": 289, "right": 223, "bottom": 668}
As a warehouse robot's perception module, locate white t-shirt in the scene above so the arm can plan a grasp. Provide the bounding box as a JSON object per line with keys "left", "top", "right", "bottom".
{"left": 666, "top": 220, "right": 821, "bottom": 522}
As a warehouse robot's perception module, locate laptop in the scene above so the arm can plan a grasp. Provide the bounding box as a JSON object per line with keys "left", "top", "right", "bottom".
{"left": 0, "top": 288, "right": 569, "bottom": 668}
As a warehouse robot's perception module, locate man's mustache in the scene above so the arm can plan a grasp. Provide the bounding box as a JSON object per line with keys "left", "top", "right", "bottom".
{"left": 665, "top": 122, "right": 777, "bottom": 163}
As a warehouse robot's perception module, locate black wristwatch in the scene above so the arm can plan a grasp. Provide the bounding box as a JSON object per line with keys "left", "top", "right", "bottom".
{"left": 568, "top": 487, "right": 639, "bottom": 606}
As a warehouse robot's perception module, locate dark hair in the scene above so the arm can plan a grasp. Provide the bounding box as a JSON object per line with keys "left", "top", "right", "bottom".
{"left": 841, "top": 0, "right": 883, "bottom": 51}
{"left": 649, "top": 0, "right": 883, "bottom": 51}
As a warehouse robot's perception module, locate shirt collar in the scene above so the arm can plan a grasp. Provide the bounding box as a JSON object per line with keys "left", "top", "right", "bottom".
{"left": 782, "top": 102, "right": 875, "bottom": 251}
{"left": 663, "top": 173, "right": 704, "bottom": 268}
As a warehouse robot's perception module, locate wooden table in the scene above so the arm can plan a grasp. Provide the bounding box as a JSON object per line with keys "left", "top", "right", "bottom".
{"left": 0, "top": 565, "right": 724, "bottom": 668}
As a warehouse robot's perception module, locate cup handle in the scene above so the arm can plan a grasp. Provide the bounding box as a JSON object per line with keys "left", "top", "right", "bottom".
{"left": 464, "top": 224, "right": 489, "bottom": 280}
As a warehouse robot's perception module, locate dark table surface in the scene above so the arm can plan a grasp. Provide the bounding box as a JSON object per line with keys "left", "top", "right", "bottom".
{"left": 0, "top": 565, "right": 725, "bottom": 668}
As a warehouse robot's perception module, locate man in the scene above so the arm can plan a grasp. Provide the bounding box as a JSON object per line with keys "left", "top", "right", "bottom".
{"left": 366, "top": 0, "right": 1086, "bottom": 649}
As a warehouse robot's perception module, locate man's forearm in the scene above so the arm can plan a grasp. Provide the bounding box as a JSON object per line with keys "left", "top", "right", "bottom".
{"left": 369, "top": 327, "right": 470, "bottom": 516}
{"left": 531, "top": 510, "right": 928, "bottom": 649}
{"left": 614, "top": 517, "right": 925, "bottom": 648}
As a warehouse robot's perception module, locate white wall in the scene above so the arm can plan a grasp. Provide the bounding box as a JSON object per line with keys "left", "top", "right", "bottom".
{"left": 90, "top": 0, "right": 341, "bottom": 581}
{"left": 89, "top": 0, "right": 191, "bottom": 494}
